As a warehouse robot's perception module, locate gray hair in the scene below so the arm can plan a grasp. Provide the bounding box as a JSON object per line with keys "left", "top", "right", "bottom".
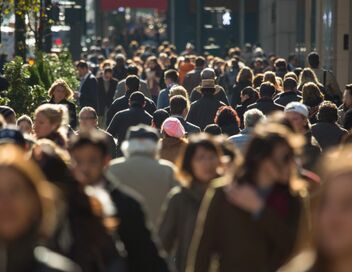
{"left": 121, "top": 138, "right": 161, "bottom": 158}
{"left": 244, "top": 109, "right": 265, "bottom": 128}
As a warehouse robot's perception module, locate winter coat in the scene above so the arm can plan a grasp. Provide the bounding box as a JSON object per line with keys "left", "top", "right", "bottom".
{"left": 230, "top": 81, "right": 252, "bottom": 108}
{"left": 183, "top": 69, "right": 202, "bottom": 94}
{"left": 274, "top": 91, "right": 302, "bottom": 107}
{"left": 179, "top": 63, "right": 195, "bottom": 85}
{"left": 311, "top": 122, "right": 348, "bottom": 150}
{"left": 115, "top": 79, "right": 151, "bottom": 99}
{"left": 79, "top": 73, "right": 98, "bottom": 111}
{"left": 97, "top": 77, "right": 118, "bottom": 116}
{"left": 190, "top": 85, "right": 229, "bottom": 105}
{"left": 247, "top": 97, "right": 284, "bottom": 115}
{"left": 173, "top": 116, "right": 201, "bottom": 135}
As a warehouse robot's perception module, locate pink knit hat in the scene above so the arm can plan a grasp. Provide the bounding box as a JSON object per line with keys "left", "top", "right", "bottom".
{"left": 161, "top": 117, "right": 186, "bottom": 138}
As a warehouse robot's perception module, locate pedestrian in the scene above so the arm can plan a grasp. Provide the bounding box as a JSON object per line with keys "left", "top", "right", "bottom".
{"left": 107, "top": 92, "right": 152, "bottom": 147}
{"left": 186, "top": 124, "right": 306, "bottom": 272}
{"left": 159, "top": 117, "right": 187, "bottom": 164}
{"left": 183, "top": 56, "right": 206, "bottom": 94}
{"left": 159, "top": 134, "right": 223, "bottom": 272}
{"left": 187, "top": 79, "right": 226, "bottom": 130}
{"left": 144, "top": 56, "right": 163, "bottom": 103}
{"left": 112, "top": 54, "right": 128, "bottom": 81}
{"left": 33, "top": 104, "right": 68, "bottom": 148}
{"left": 311, "top": 101, "right": 348, "bottom": 150}
{"left": 157, "top": 69, "right": 179, "bottom": 109}
{"left": 47, "top": 79, "right": 77, "bottom": 129}
{"left": 274, "top": 58, "right": 288, "bottom": 79}
{"left": 214, "top": 106, "right": 240, "bottom": 136}
{"left": 338, "top": 83, "right": 352, "bottom": 125}
{"left": 230, "top": 66, "right": 254, "bottom": 108}
{"left": 298, "top": 68, "right": 326, "bottom": 97}
{"left": 301, "top": 82, "right": 325, "bottom": 124}
{"left": 17, "top": 114, "right": 33, "bottom": 135}
{"left": 76, "top": 60, "right": 98, "bottom": 111}
{"left": 178, "top": 57, "right": 195, "bottom": 85}
{"left": 152, "top": 109, "right": 170, "bottom": 131}
{"left": 274, "top": 77, "right": 302, "bottom": 107}
{"left": 235, "top": 86, "right": 259, "bottom": 127}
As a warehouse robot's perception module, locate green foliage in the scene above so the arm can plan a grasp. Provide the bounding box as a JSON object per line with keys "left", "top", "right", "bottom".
{"left": 1, "top": 51, "right": 79, "bottom": 116}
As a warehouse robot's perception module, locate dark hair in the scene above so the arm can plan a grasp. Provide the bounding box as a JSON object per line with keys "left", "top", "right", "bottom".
{"left": 69, "top": 130, "right": 109, "bottom": 157}
{"left": 104, "top": 67, "right": 113, "bottom": 74}
{"left": 308, "top": 52, "right": 320, "bottom": 68}
{"left": 343, "top": 109, "right": 352, "bottom": 130}
{"left": 195, "top": 56, "right": 206, "bottom": 68}
{"left": 345, "top": 83, "right": 352, "bottom": 95}
{"left": 164, "top": 69, "right": 179, "bottom": 83}
{"left": 76, "top": 60, "right": 88, "bottom": 69}
{"left": 177, "top": 134, "right": 221, "bottom": 183}
{"left": 0, "top": 105, "right": 16, "bottom": 123}
{"left": 129, "top": 91, "right": 145, "bottom": 107}
{"left": 127, "top": 65, "right": 139, "bottom": 75}
{"left": 170, "top": 95, "right": 187, "bottom": 115}
{"left": 317, "top": 101, "right": 338, "bottom": 123}
{"left": 126, "top": 75, "right": 140, "bottom": 91}
{"left": 259, "top": 82, "right": 276, "bottom": 98}
{"left": 274, "top": 58, "right": 287, "bottom": 70}
{"left": 302, "top": 82, "right": 324, "bottom": 107}
{"left": 214, "top": 106, "right": 240, "bottom": 128}
{"left": 152, "top": 109, "right": 169, "bottom": 129}
{"left": 241, "top": 86, "right": 259, "bottom": 104}
{"left": 204, "top": 124, "right": 222, "bottom": 135}
{"left": 253, "top": 74, "right": 264, "bottom": 88}
{"left": 283, "top": 78, "right": 298, "bottom": 92}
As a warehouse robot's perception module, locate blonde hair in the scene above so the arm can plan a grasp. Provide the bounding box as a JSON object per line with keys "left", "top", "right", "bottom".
{"left": 236, "top": 66, "right": 254, "bottom": 84}
{"left": 0, "top": 145, "right": 64, "bottom": 240}
{"left": 284, "top": 71, "right": 299, "bottom": 82}
{"left": 48, "top": 79, "right": 74, "bottom": 100}
{"left": 298, "top": 68, "right": 321, "bottom": 89}
{"left": 169, "top": 85, "right": 190, "bottom": 109}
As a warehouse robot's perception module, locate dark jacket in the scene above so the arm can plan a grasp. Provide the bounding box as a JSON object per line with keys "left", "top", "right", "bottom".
{"left": 104, "top": 178, "right": 170, "bottom": 272}
{"left": 190, "top": 85, "right": 229, "bottom": 105}
{"left": 97, "top": 77, "right": 118, "bottom": 116}
{"left": 107, "top": 106, "right": 152, "bottom": 145}
{"left": 48, "top": 99, "right": 77, "bottom": 129}
{"left": 112, "top": 65, "right": 128, "bottom": 81}
{"left": 106, "top": 90, "right": 156, "bottom": 127}
{"left": 247, "top": 97, "right": 284, "bottom": 115}
{"left": 187, "top": 92, "right": 226, "bottom": 130}
{"left": 159, "top": 183, "right": 208, "bottom": 272}
{"left": 236, "top": 99, "right": 254, "bottom": 128}
{"left": 219, "top": 124, "right": 240, "bottom": 137}
{"left": 302, "top": 131, "right": 321, "bottom": 171}
{"left": 311, "top": 122, "right": 348, "bottom": 150}
{"left": 274, "top": 91, "right": 302, "bottom": 107}
{"left": 173, "top": 116, "right": 201, "bottom": 135}
{"left": 79, "top": 73, "right": 98, "bottom": 111}
{"left": 183, "top": 69, "right": 202, "bottom": 94}
{"left": 187, "top": 180, "right": 302, "bottom": 272}
{"left": 230, "top": 81, "right": 252, "bottom": 108}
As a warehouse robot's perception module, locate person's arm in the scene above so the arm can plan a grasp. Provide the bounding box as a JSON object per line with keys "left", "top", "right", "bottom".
{"left": 157, "top": 90, "right": 165, "bottom": 109}
{"left": 107, "top": 115, "right": 118, "bottom": 139}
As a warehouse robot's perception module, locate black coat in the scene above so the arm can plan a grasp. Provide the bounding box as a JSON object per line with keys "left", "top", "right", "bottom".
{"left": 187, "top": 92, "right": 226, "bottom": 130}
{"left": 247, "top": 97, "right": 284, "bottom": 115}
{"left": 107, "top": 106, "right": 152, "bottom": 144}
{"left": 311, "top": 122, "right": 348, "bottom": 150}
{"left": 274, "top": 91, "right": 302, "bottom": 107}
{"left": 230, "top": 81, "right": 252, "bottom": 108}
{"left": 190, "top": 85, "right": 229, "bottom": 105}
{"left": 106, "top": 90, "right": 156, "bottom": 127}
{"left": 236, "top": 99, "right": 253, "bottom": 128}
{"left": 104, "top": 179, "right": 170, "bottom": 272}
{"left": 97, "top": 77, "right": 118, "bottom": 116}
{"left": 174, "top": 116, "right": 201, "bottom": 135}
{"left": 48, "top": 99, "right": 77, "bottom": 129}
{"left": 79, "top": 73, "right": 98, "bottom": 111}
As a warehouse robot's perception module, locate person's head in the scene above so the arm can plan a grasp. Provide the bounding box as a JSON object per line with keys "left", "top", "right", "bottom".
{"left": 0, "top": 145, "right": 60, "bottom": 243}
{"left": 307, "top": 51, "right": 320, "bottom": 69}
{"left": 259, "top": 82, "right": 276, "bottom": 98}
{"left": 302, "top": 82, "right": 324, "bottom": 107}
{"left": 274, "top": 58, "right": 287, "bottom": 72}
{"left": 161, "top": 117, "right": 186, "bottom": 139}
{"left": 284, "top": 71, "right": 299, "bottom": 82}
{"left": 125, "top": 75, "right": 140, "bottom": 92}
{"left": 115, "top": 53, "right": 126, "bottom": 67}
{"left": 0, "top": 106, "right": 16, "bottom": 124}
{"left": 317, "top": 101, "right": 338, "bottom": 123}
{"left": 34, "top": 104, "right": 68, "bottom": 139}
{"left": 164, "top": 69, "right": 179, "bottom": 85}
{"left": 16, "top": 115, "right": 33, "bottom": 135}
{"left": 263, "top": 71, "right": 277, "bottom": 86}
{"left": 237, "top": 123, "right": 302, "bottom": 187}
{"left": 310, "top": 147, "right": 352, "bottom": 266}
{"left": 177, "top": 134, "right": 222, "bottom": 184}
{"left": 201, "top": 68, "right": 216, "bottom": 80}
{"left": 253, "top": 73, "right": 264, "bottom": 88}
{"left": 170, "top": 95, "right": 189, "bottom": 117}
{"left": 126, "top": 64, "right": 139, "bottom": 76}
{"left": 79, "top": 107, "right": 98, "bottom": 130}
{"left": 129, "top": 91, "right": 146, "bottom": 108}
{"left": 121, "top": 124, "right": 160, "bottom": 158}
{"left": 284, "top": 102, "right": 309, "bottom": 133}
{"left": 48, "top": 79, "right": 74, "bottom": 102}
{"left": 236, "top": 66, "right": 254, "bottom": 84}
{"left": 152, "top": 109, "right": 169, "bottom": 130}
{"left": 204, "top": 124, "right": 222, "bottom": 136}
{"left": 214, "top": 106, "right": 240, "bottom": 129}
{"left": 76, "top": 60, "right": 89, "bottom": 77}
{"left": 283, "top": 77, "right": 298, "bottom": 92}
{"left": 240, "top": 86, "right": 259, "bottom": 104}
{"left": 195, "top": 56, "right": 206, "bottom": 69}
{"left": 343, "top": 84, "right": 352, "bottom": 109}
{"left": 169, "top": 85, "right": 190, "bottom": 107}
{"left": 299, "top": 68, "right": 321, "bottom": 87}
{"left": 103, "top": 67, "right": 113, "bottom": 80}
{"left": 69, "top": 130, "right": 110, "bottom": 186}
{"left": 243, "top": 109, "right": 265, "bottom": 129}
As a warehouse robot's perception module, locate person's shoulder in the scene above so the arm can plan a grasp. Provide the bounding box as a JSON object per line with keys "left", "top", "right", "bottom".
{"left": 34, "top": 246, "right": 82, "bottom": 272}
{"left": 97, "top": 127, "right": 114, "bottom": 137}
{"left": 247, "top": 102, "right": 257, "bottom": 109}
{"left": 107, "top": 178, "right": 145, "bottom": 208}
{"left": 158, "top": 158, "right": 176, "bottom": 170}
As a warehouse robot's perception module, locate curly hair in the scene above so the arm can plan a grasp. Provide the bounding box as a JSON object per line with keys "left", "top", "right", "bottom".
{"left": 214, "top": 106, "right": 240, "bottom": 128}
{"left": 48, "top": 79, "right": 74, "bottom": 100}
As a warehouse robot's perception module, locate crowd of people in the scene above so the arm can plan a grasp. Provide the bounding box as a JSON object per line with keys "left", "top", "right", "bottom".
{"left": 1, "top": 39, "right": 352, "bottom": 272}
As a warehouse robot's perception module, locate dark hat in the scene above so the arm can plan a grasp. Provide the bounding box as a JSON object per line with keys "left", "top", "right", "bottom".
{"left": 0, "top": 126, "right": 26, "bottom": 148}
{"left": 126, "top": 124, "right": 159, "bottom": 142}
{"left": 129, "top": 91, "right": 145, "bottom": 105}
